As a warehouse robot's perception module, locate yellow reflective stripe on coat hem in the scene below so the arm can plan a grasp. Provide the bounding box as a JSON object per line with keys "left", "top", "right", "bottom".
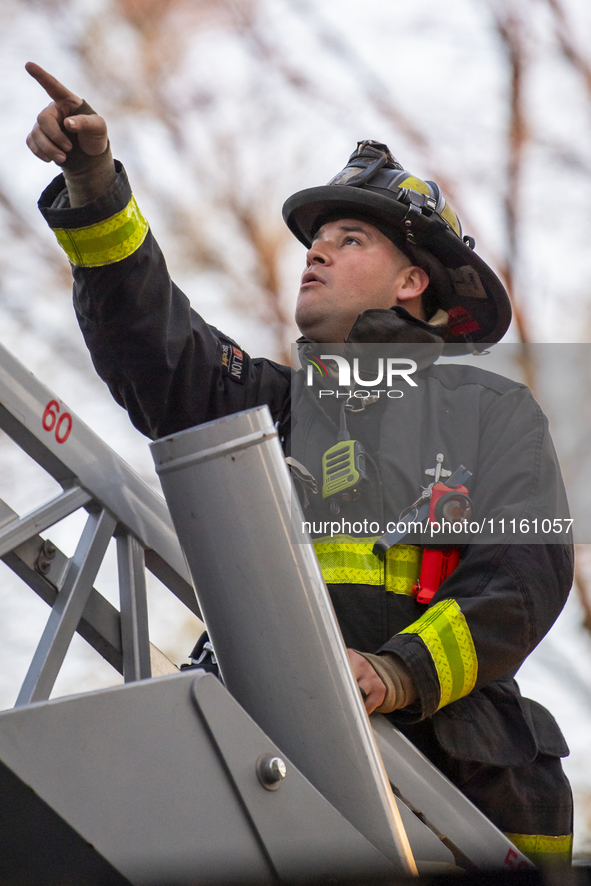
{"left": 313, "top": 535, "right": 421, "bottom": 595}
{"left": 399, "top": 599, "right": 477, "bottom": 708}
{"left": 386, "top": 544, "right": 422, "bottom": 593}
{"left": 505, "top": 833, "right": 573, "bottom": 864}
{"left": 52, "top": 196, "right": 148, "bottom": 267}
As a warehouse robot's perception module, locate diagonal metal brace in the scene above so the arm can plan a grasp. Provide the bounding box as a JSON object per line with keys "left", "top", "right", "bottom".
{"left": 15, "top": 507, "right": 117, "bottom": 707}
{"left": 0, "top": 486, "right": 92, "bottom": 559}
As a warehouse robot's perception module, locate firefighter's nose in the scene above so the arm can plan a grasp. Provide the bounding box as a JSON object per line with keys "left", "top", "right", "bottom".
{"left": 306, "top": 243, "right": 328, "bottom": 265}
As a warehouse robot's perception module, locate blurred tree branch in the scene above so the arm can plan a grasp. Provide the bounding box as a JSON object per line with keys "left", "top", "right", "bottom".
{"left": 544, "top": 0, "right": 591, "bottom": 99}
{"left": 488, "top": 2, "right": 531, "bottom": 345}
{"left": 575, "top": 546, "right": 591, "bottom": 633}
{"left": 283, "top": 0, "right": 487, "bottom": 249}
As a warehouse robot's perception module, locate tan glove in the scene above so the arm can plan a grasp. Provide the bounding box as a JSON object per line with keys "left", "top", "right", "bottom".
{"left": 355, "top": 651, "right": 417, "bottom": 713}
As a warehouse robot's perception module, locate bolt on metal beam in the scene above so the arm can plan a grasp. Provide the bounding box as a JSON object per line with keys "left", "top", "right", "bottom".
{"left": 0, "top": 487, "right": 92, "bottom": 559}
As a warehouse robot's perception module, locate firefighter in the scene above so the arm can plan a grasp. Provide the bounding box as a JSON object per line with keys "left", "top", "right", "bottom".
{"left": 26, "top": 63, "right": 574, "bottom": 866}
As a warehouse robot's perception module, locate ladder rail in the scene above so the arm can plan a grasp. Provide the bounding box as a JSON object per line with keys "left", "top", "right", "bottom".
{"left": 0, "top": 342, "right": 195, "bottom": 703}
{"left": 0, "top": 343, "right": 197, "bottom": 615}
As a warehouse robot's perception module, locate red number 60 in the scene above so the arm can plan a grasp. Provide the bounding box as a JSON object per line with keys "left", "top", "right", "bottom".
{"left": 42, "top": 400, "right": 72, "bottom": 444}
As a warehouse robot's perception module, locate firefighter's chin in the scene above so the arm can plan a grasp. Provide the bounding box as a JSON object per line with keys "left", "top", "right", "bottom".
{"left": 295, "top": 300, "right": 356, "bottom": 344}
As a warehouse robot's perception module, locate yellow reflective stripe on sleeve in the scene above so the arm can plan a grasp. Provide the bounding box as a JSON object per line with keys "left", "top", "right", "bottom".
{"left": 312, "top": 536, "right": 421, "bottom": 595}
{"left": 399, "top": 599, "right": 477, "bottom": 708}
{"left": 52, "top": 196, "right": 148, "bottom": 267}
{"left": 505, "top": 833, "right": 573, "bottom": 865}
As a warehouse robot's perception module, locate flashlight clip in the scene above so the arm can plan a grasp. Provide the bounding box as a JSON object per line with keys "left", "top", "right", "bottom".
{"left": 372, "top": 455, "right": 472, "bottom": 558}
{"left": 412, "top": 459, "right": 473, "bottom": 605}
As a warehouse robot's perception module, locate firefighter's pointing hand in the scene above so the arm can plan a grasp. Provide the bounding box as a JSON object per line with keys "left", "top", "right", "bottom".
{"left": 25, "top": 62, "right": 115, "bottom": 206}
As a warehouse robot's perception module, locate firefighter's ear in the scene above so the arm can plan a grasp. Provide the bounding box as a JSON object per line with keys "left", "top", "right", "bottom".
{"left": 396, "top": 265, "right": 430, "bottom": 303}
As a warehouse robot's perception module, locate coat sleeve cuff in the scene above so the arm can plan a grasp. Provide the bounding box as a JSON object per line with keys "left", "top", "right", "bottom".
{"left": 379, "top": 633, "right": 441, "bottom": 718}
{"left": 380, "top": 597, "right": 480, "bottom": 717}
{"left": 38, "top": 160, "right": 131, "bottom": 229}
{"left": 38, "top": 162, "right": 148, "bottom": 268}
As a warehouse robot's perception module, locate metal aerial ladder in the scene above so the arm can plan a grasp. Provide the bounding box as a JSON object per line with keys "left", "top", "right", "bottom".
{"left": 0, "top": 341, "right": 532, "bottom": 884}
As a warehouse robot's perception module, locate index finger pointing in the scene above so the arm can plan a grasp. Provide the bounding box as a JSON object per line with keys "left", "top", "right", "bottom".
{"left": 25, "top": 62, "right": 82, "bottom": 107}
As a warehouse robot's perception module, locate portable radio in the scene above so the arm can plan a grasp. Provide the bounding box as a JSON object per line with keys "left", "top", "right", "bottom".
{"left": 322, "top": 439, "right": 369, "bottom": 501}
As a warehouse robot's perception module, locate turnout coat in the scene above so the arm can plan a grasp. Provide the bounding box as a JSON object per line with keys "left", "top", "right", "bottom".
{"left": 39, "top": 166, "right": 573, "bottom": 841}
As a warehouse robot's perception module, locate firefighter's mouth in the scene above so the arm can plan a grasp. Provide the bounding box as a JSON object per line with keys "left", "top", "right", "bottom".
{"left": 301, "top": 271, "right": 325, "bottom": 286}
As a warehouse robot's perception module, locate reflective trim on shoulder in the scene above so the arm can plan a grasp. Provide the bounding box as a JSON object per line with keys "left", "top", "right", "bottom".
{"left": 313, "top": 535, "right": 421, "bottom": 595}
{"left": 52, "top": 195, "right": 149, "bottom": 267}
{"left": 505, "top": 833, "right": 573, "bottom": 865}
{"left": 399, "top": 598, "right": 477, "bottom": 708}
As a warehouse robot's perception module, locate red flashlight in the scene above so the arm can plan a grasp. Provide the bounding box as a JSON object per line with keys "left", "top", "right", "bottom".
{"left": 413, "top": 481, "right": 472, "bottom": 605}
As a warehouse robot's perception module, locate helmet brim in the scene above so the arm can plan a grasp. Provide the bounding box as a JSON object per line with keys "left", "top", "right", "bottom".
{"left": 282, "top": 185, "right": 512, "bottom": 346}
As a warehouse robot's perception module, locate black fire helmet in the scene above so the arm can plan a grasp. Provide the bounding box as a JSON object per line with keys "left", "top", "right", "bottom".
{"left": 282, "top": 140, "right": 511, "bottom": 347}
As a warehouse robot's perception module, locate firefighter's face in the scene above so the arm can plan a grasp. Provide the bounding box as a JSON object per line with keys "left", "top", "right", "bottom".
{"left": 295, "top": 218, "right": 428, "bottom": 342}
